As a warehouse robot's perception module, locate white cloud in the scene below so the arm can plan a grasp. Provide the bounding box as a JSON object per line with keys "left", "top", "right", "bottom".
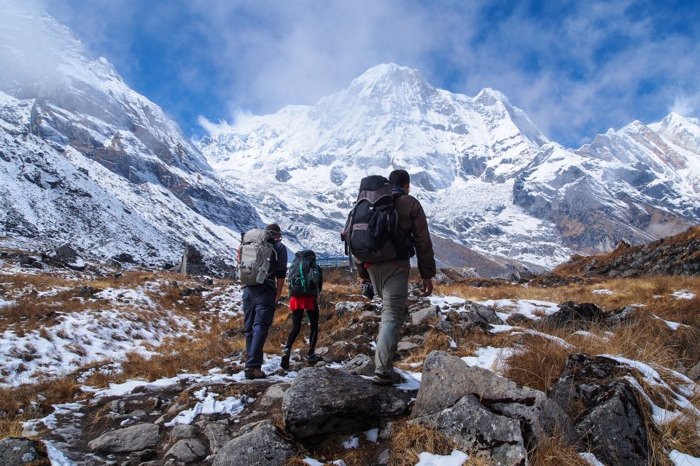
{"left": 8, "top": 0, "right": 700, "bottom": 146}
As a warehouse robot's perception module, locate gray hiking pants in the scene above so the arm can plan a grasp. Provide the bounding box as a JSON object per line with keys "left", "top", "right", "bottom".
{"left": 367, "top": 260, "right": 410, "bottom": 377}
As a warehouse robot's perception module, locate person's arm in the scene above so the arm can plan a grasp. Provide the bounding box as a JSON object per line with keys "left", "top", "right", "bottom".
{"left": 275, "top": 278, "right": 285, "bottom": 304}
{"left": 411, "top": 200, "right": 436, "bottom": 296}
{"left": 275, "top": 243, "right": 288, "bottom": 305}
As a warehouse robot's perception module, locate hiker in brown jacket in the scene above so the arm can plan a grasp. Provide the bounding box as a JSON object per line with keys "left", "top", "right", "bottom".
{"left": 367, "top": 169, "right": 436, "bottom": 385}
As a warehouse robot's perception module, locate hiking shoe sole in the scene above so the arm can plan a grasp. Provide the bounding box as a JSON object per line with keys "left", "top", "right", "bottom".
{"left": 244, "top": 368, "right": 267, "bottom": 380}
{"left": 371, "top": 374, "right": 393, "bottom": 386}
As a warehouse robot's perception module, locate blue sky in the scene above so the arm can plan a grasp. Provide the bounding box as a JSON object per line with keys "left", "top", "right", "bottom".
{"left": 24, "top": 0, "right": 700, "bottom": 146}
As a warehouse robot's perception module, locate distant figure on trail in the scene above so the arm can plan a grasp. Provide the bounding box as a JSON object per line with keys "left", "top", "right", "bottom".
{"left": 237, "top": 223, "right": 288, "bottom": 379}
{"left": 343, "top": 169, "right": 436, "bottom": 386}
{"left": 281, "top": 249, "right": 324, "bottom": 369}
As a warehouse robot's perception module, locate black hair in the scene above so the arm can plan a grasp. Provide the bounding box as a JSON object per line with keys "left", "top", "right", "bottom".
{"left": 265, "top": 223, "right": 281, "bottom": 234}
{"left": 389, "top": 169, "right": 410, "bottom": 187}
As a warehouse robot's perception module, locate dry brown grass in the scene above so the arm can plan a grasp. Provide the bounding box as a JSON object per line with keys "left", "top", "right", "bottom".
{"left": 390, "top": 422, "right": 456, "bottom": 466}
{"left": 503, "top": 334, "right": 573, "bottom": 392}
{"left": 0, "top": 375, "right": 83, "bottom": 439}
{"left": 441, "top": 276, "right": 700, "bottom": 312}
{"left": 529, "top": 434, "right": 589, "bottom": 466}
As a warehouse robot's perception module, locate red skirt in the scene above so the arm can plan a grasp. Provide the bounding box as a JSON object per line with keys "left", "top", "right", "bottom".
{"left": 289, "top": 295, "right": 315, "bottom": 310}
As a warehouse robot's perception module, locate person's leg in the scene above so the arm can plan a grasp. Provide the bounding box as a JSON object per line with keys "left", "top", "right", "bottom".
{"left": 284, "top": 310, "right": 304, "bottom": 350}
{"left": 242, "top": 287, "right": 254, "bottom": 359}
{"left": 246, "top": 287, "right": 276, "bottom": 370}
{"left": 307, "top": 307, "right": 320, "bottom": 359}
{"left": 368, "top": 261, "right": 409, "bottom": 379}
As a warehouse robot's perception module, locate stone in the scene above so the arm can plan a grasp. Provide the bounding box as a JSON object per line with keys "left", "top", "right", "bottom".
{"left": 549, "top": 353, "right": 650, "bottom": 465}
{"left": 414, "top": 351, "right": 574, "bottom": 445}
{"left": 0, "top": 438, "right": 48, "bottom": 465}
{"left": 341, "top": 353, "right": 375, "bottom": 376}
{"left": 165, "top": 438, "right": 209, "bottom": 464}
{"left": 539, "top": 301, "right": 607, "bottom": 330}
{"left": 257, "top": 384, "right": 289, "bottom": 409}
{"left": 462, "top": 301, "right": 505, "bottom": 325}
{"left": 88, "top": 423, "right": 160, "bottom": 453}
{"left": 212, "top": 421, "right": 295, "bottom": 466}
{"left": 412, "top": 394, "right": 526, "bottom": 466}
{"left": 282, "top": 367, "right": 412, "bottom": 441}
{"left": 688, "top": 360, "right": 700, "bottom": 382}
{"left": 170, "top": 424, "right": 198, "bottom": 440}
{"left": 202, "top": 422, "right": 233, "bottom": 455}
{"left": 410, "top": 305, "right": 439, "bottom": 325}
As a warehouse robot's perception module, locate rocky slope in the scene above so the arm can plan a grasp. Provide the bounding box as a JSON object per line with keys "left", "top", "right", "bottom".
{"left": 551, "top": 225, "right": 700, "bottom": 278}
{"left": 0, "top": 9, "right": 260, "bottom": 267}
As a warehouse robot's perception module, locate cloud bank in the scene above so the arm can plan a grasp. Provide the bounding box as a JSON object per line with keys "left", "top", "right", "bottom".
{"left": 10, "top": 0, "right": 700, "bottom": 146}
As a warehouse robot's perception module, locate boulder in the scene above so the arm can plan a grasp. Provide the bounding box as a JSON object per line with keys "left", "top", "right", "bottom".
{"left": 165, "top": 438, "right": 209, "bottom": 464}
{"left": 50, "top": 244, "right": 86, "bottom": 271}
{"left": 212, "top": 421, "right": 295, "bottom": 466}
{"left": 461, "top": 301, "right": 505, "bottom": 325}
{"left": 539, "top": 301, "right": 607, "bottom": 330}
{"left": 342, "top": 353, "right": 375, "bottom": 376}
{"left": 412, "top": 394, "right": 526, "bottom": 466}
{"left": 549, "top": 353, "right": 650, "bottom": 465}
{"left": 202, "top": 422, "right": 233, "bottom": 455}
{"left": 170, "top": 424, "right": 198, "bottom": 440}
{"left": 88, "top": 423, "right": 160, "bottom": 453}
{"left": 0, "top": 438, "right": 48, "bottom": 465}
{"left": 257, "top": 384, "right": 289, "bottom": 409}
{"left": 282, "top": 367, "right": 412, "bottom": 441}
{"left": 411, "top": 305, "right": 439, "bottom": 325}
{"left": 413, "top": 352, "right": 573, "bottom": 446}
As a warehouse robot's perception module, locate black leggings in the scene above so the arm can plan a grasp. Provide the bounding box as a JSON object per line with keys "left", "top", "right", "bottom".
{"left": 285, "top": 309, "right": 319, "bottom": 354}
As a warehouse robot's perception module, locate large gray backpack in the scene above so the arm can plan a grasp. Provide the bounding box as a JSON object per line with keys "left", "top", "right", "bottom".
{"left": 237, "top": 229, "right": 277, "bottom": 286}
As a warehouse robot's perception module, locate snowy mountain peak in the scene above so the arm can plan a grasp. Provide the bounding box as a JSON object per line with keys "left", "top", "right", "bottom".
{"left": 348, "top": 63, "right": 431, "bottom": 93}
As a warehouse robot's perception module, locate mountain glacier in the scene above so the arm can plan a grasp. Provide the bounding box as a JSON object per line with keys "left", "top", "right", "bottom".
{"left": 1, "top": 9, "right": 698, "bottom": 273}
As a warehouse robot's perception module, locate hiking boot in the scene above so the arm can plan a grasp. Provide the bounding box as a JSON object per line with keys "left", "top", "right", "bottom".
{"left": 371, "top": 373, "right": 393, "bottom": 386}
{"left": 281, "top": 351, "right": 290, "bottom": 370}
{"left": 307, "top": 353, "right": 321, "bottom": 365}
{"left": 244, "top": 367, "right": 267, "bottom": 380}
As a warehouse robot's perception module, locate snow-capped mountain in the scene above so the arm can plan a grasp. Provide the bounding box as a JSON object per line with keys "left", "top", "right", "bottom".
{"left": 0, "top": 9, "right": 261, "bottom": 265}
{"left": 200, "top": 64, "right": 699, "bottom": 268}
{"left": 1, "top": 9, "right": 697, "bottom": 272}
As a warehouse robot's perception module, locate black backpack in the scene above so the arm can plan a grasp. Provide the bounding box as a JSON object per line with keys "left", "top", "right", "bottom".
{"left": 342, "top": 175, "right": 398, "bottom": 263}
{"left": 288, "top": 250, "right": 322, "bottom": 297}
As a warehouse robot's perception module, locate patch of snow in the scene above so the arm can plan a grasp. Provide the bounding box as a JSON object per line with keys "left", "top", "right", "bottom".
{"left": 394, "top": 369, "right": 422, "bottom": 391}
{"left": 580, "top": 452, "right": 606, "bottom": 466}
{"left": 342, "top": 436, "right": 360, "bottom": 449}
{"left": 669, "top": 450, "right": 700, "bottom": 466}
{"left": 672, "top": 290, "right": 696, "bottom": 300}
{"left": 0, "top": 298, "right": 14, "bottom": 307}
{"left": 364, "top": 428, "right": 379, "bottom": 443}
{"left": 429, "top": 296, "right": 466, "bottom": 307}
{"left": 415, "top": 449, "right": 469, "bottom": 466}
{"left": 462, "top": 346, "right": 516, "bottom": 372}
{"left": 592, "top": 289, "right": 613, "bottom": 295}
{"left": 479, "top": 299, "right": 559, "bottom": 320}
{"left": 166, "top": 391, "right": 247, "bottom": 426}
{"left": 44, "top": 440, "right": 76, "bottom": 466}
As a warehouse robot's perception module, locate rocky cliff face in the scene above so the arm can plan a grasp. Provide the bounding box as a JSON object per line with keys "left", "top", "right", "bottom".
{"left": 0, "top": 10, "right": 260, "bottom": 265}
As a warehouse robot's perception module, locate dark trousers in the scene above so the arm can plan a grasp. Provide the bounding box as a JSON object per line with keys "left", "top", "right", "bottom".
{"left": 242, "top": 285, "right": 276, "bottom": 368}
{"left": 284, "top": 309, "right": 319, "bottom": 355}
